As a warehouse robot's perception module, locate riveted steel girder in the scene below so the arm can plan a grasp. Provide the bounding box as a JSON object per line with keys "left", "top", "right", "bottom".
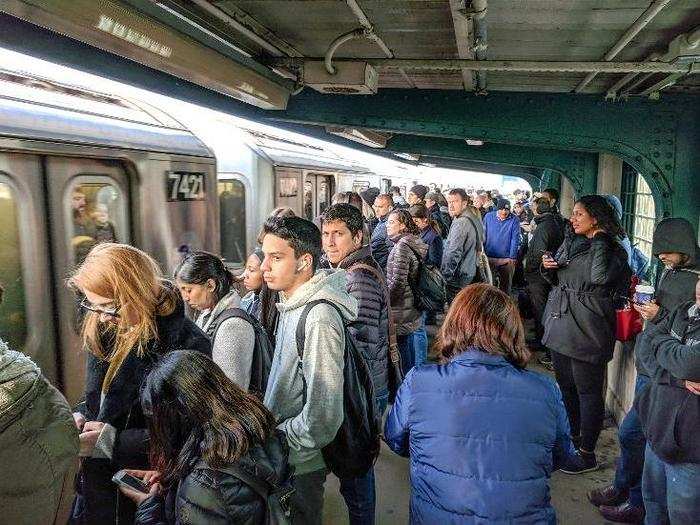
{"left": 386, "top": 135, "right": 598, "bottom": 197}
{"left": 268, "top": 89, "right": 700, "bottom": 219}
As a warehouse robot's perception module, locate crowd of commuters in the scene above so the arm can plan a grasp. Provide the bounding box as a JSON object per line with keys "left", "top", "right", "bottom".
{"left": 1, "top": 182, "right": 698, "bottom": 525}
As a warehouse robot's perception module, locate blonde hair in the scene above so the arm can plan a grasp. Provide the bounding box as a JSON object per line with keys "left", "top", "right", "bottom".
{"left": 68, "top": 243, "right": 177, "bottom": 391}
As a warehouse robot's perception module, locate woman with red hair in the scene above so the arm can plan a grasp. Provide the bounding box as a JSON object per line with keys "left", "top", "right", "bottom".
{"left": 385, "top": 284, "right": 576, "bottom": 524}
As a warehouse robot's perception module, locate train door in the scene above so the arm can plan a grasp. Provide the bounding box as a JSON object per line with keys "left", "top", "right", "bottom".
{"left": 46, "top": 157, "right": 131, "bottom": 403}
{"left": 0, "top": 152, "right": 57, "bottom": 385}
{"left": 304, "top": 172, "right": 334, "bottom": 221}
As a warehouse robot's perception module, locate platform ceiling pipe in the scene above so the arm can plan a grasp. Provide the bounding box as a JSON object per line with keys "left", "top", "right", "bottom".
{"left": 574, "top": 0, "right": 673, "bottom": 93}
{"left": 343, "top": 0, "right": 415, "bottom": 87}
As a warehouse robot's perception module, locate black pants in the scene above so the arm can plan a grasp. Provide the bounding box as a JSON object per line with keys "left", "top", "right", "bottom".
{"left": 550, "top": 351, "right": 607, "bottom": 452}
{"left": 526, "top": 274, "right": 551, "bottom": 346}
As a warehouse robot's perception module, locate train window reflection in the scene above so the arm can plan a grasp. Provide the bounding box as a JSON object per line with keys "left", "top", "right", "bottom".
{"left": 219, "top": 180, "right": 246, "bottom": 264}
{"left": 0, "top": 180, "right": 27, "bottom": 350}
{"left": 68, "top": 180, "right": 124, "bottom": 265}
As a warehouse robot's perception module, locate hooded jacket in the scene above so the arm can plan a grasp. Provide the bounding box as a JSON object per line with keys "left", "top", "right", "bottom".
{"left": 71, "top": 288, "right": 211, "bottom": 525}
{"left": 542, "top": 232, "right": 631, "bottom": 363}
{"left": 134, "top": 431, "right": 291, "bottom": 525}
{"left": 635, "top": 301, "right": 700, "bottom": 463}
{"left": 651, "top": 218, "right": 700, "bottom": 326}
{"left": 0, "top": 342, "right": 79, "bottom": 525}
{"left": 386, "top": 233, "right": 429, "bottom": 336}
{"left": 263, "top": 270, "right": 358, "bottom": 475}
{"left": 427, "top": 202, "right": 450, "bottom": 238}
{"left": 441, "top": 209, "right": 478, "bottom": 288}
{"left": 419, "top": 225, "right": 444, "bottom": 268}
{"left": 385, "top": 351, "right": 575, "bottom": 524}
{"left": 324, "top": 245, "right": 390, "bottom": 402}
{"left": 196, "top": 290, "right": 255, "bottom": 390}
{"left": 483, "top": 210, "right": 521, "bottom": 260}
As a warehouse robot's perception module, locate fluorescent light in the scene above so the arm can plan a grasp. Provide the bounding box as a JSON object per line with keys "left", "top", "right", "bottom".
{"left": 465, "top": 139, "right": 484, "bottom": 146}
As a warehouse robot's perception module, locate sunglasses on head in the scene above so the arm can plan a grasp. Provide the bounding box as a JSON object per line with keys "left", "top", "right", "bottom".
{"left": 79, "top": 298, "right": 120, "bottom": 318}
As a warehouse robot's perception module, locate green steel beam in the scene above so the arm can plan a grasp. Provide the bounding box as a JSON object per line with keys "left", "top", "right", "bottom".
{"left": 386, "top": 135, "right": 597, "bottom": 196}
{"left": 269, "top": 89, "right": 700, "bottom": 220}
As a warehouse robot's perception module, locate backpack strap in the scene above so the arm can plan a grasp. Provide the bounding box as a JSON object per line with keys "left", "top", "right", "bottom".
{"left": 347, "top": 263, "right": 402, "bottom": 375}
{"left": 206, "top": 307, "right": 255, "bottom": 341}
{"left": 294, "top": 299, "right": 343, "bottom": 405}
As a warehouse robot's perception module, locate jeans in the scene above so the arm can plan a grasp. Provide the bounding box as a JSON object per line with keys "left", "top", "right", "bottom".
{"left": 292, "top": 469, "right": 327, "bottom": 525}
{"left": 397, "top": 315, "right": 427, "bottom": 374}
{"left": 642, "top": 444, "right": 700, "bottom": 524}
{"left": 550, "top": 351, "right": 607, "bottom": 452}
{"left": 339, "top": 468, "right": 376, "bottom": 525}
{"left": 526, "top": 274, "right": 551, "bottom": 347}
{"left": 614, "top": 374, "right": 649, "bottom": 508}
{"left": 489, "top": 259, "right": 516, "bottom": 295}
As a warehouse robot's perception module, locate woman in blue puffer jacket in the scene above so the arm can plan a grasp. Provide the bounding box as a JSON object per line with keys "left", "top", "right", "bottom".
{"left": 385, "top": 283, "right": 577, "bottom": 524}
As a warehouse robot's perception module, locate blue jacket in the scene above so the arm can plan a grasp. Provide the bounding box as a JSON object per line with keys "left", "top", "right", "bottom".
{"left": 419, "top": 226, "right": 443, "bottom": 268}
{"left": 370, "top": 215, "right": 390, "bottom": 272}
{"left": 483, "top": 211, "right": 521, "bottom": 259}
{"left": 385, "top": 351, "right": 575, "bottom": 524}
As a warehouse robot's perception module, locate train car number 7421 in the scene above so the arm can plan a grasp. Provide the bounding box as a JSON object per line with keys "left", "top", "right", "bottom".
{"left": 166, "top": 171, "right": 206, "bottom": 201}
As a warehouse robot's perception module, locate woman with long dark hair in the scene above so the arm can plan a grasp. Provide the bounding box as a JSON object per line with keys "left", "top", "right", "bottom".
{"left": 385, "top": 209, "right": 428, "bottom": 372}
{"left": 541, "top": 194, "right": 632, "bottom": 473}
{"left": 240, "top": 248, "right": 280, "bottom": 339}
{"left": 118, "top": 350, "right": 292, "bottom": 524}
{"left": 174, "top": 251, "right": 261, "bottom": 391}
{"left": 68, "top": 243, "right": 210, "bottom": 524}
{"left": 385, "top": 284, "right": 576, "bottom": 524}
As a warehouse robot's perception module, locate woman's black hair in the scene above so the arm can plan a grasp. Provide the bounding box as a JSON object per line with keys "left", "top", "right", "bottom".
{"left": 142, "top": 350, "right": 275, "bottom": 484}
{"left": 173, "top": 251, "right": 234, "bottom": 302}
{"left": 576, "top": 194, "right": 626, "bottom": 239}
{"left": 389, "top": 208, "right": 420, "bottom": 235}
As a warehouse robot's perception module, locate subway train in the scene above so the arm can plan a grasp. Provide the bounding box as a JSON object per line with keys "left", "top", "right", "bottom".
{"left": 0, "top": 70, "right": 420, "bottom": 402}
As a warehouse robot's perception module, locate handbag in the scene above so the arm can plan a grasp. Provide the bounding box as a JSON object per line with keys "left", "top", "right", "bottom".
{"left": 348, "top": 263, "right": 404, "bottom": 403}
{"left": 615, "top": 275, "right": 643, "bottom": 342}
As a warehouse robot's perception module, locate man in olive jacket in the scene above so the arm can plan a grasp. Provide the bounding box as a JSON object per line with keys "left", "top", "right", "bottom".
{"left": 0, "top": 283, "right": 79, "bottom": 524}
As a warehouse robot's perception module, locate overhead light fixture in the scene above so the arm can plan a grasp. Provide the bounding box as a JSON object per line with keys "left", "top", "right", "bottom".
{"left": 465, "top": 139, "right": 485, "bottom": 146}
{"left": 420, "top": 162, "right": 436, "bottom": 168}
{"left": 393, "top": 152, "right": 421, "bottom": 161}
{"left": 326, "top": 126, "right": 388, "bottom": 148}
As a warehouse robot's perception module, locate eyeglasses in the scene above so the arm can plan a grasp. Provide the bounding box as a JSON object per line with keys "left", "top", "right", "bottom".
{"left": 79, "top": 298, "right": 120, "bottom": 318}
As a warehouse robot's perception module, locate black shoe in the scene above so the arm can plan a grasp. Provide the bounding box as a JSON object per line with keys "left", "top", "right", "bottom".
{"left": 588, "top": 485, "right": 629, "bottom": 507}
{"left": 598, "top": 503, "right": 645, "bottom": 524}
{"left": 559, "top": 450, "right": 598, "bottom": 474}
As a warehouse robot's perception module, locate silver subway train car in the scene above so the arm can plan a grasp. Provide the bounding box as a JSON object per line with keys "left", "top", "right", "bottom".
{"left": 0, "top": 71, "right": 217, "bottom": 402}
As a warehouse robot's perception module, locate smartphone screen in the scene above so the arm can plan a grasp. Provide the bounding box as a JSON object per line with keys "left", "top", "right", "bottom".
{"left": 112, "top": 471, "right": 149, "bottom": 493}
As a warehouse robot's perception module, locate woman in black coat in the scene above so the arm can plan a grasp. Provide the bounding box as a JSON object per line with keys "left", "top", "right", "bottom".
{"left": 541, "top": 195, "right": 631, "bottom": 474}
{"left": 68, "top": 243, "right": 211, "bottom": 524}
{"left": 119, "top": 351, "right": 292, "bottom": 525}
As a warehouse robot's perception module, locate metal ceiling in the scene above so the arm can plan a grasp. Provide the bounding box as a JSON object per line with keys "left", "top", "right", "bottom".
{"left": 210, "top": 0, "right": 700, "bottom": 95}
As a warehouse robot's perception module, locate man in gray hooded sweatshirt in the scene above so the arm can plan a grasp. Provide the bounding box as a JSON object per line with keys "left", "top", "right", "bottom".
{"left": 260, "top": 216, "right": 358, "bottom": 525}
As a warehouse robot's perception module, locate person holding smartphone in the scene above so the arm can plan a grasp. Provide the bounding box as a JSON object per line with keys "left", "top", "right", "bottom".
{"left": 541, "top": 195, "right": 632, "bottom": 474}
{"left": 67, "top": 243, "right": 210, "bottom": 524}
{"left": 118, "top": 350, "right": 291, "bottom": 525}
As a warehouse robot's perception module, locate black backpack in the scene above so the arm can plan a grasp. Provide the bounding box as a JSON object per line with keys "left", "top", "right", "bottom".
{"left": 205, "top": 308, "right": 274, "bottom": 396}
{"left": 406, "top": 244, "right": 447, "bottom": 312}
{"left": 295, "top": 299, "right": 380, "bottom": 479}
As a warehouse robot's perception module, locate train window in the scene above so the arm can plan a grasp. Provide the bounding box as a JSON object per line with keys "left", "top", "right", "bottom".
{"left": 621, "top": 166, "right": 657, "bottom": 280}
{"left": 0, "top": 180, "right": 27, "bottom": 349}
{"left": 318, "top": 177, "right": 331, "bottom": 216}
{"left": 218, "top": 180, "right": 246, "bottom": 264}
{"left": 67, "top": 179, "right": 125, "bottom": 265}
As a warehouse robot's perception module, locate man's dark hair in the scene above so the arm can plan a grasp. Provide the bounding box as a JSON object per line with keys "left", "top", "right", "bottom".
{"left": 409, "top": 184, "right": 428, "bottom": 201}
{"left": 534, "top": 197, "right": 552, "bottom": 215}
{"left": 448, "top": 188, "right": 469, "bottom": 201}
{"left": 261, "top": 216, "right": 322, "bottom": 271}
{"left": 542, "top": 188, "right": 560, "bottom": 203}
{"left": 322, "top": 203, "right": 364, "bottom": 237}
{"left": 390, "top": 186, "right": 401, "bottom": 195}
{"left": 376, "top": 193, "right": 394, "bottom": 206}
